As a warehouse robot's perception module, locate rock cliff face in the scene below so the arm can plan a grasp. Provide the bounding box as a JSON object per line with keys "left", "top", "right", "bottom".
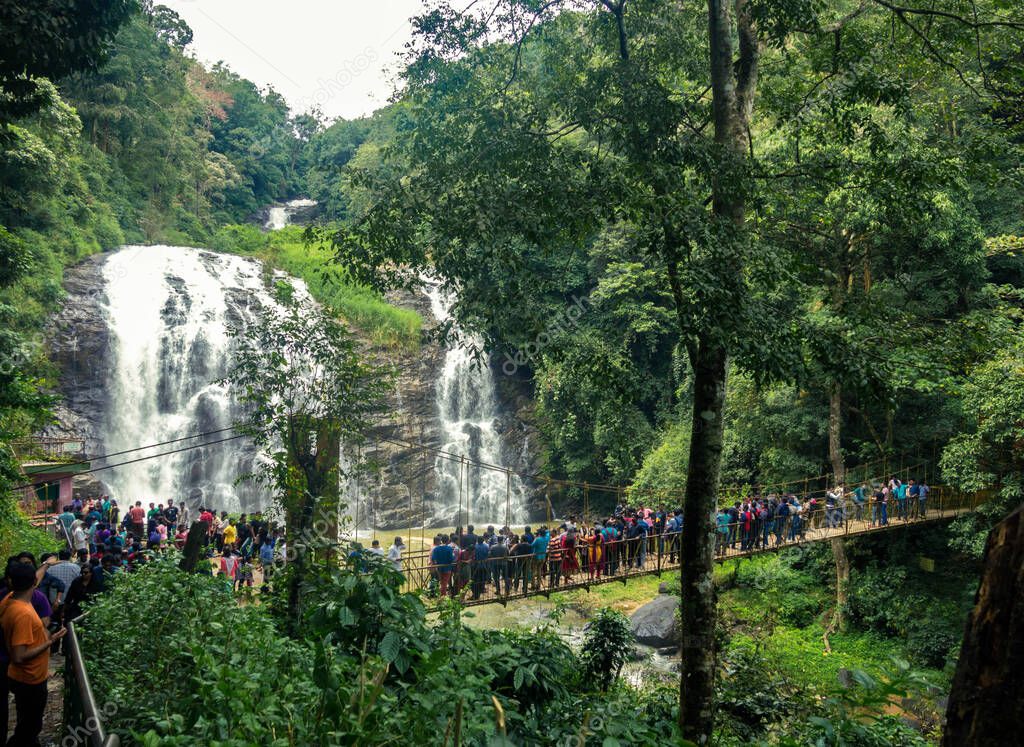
{"left": 44, "top": 251, "right": 544, "bottom": 526}
{"left": 360, "top": 288, "right": 446, "bottom": 529}
{"left": 46, "top": 254, "right": 110, "bottom": 450}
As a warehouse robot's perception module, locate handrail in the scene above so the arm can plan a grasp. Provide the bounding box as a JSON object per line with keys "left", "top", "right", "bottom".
{"left": 64, "top": 618, "right": 120, "bottom": 747}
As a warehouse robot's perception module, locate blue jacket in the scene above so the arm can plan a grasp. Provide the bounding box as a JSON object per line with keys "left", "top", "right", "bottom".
{"left": 431, "top": 544, "right": 456, "bottom": 572}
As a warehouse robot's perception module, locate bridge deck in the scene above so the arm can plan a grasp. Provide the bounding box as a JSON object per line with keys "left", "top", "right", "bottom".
{"left": 398, "top": 489, "right": 977, "bottom": 609}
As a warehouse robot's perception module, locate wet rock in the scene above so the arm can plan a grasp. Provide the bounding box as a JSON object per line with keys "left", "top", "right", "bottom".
{"left": 45, "top": 253, "right": 110, "bottom": 454}
{"left": 631, "top": 594, "right": 680, "bottom": 648}
{"left": 657, "top": 645, "right": 679, "bottom": 656}
{"left": 626, "top": 645, "right": 648, "bottom": 662}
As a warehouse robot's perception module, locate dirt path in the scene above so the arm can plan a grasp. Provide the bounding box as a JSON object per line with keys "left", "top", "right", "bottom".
{"left": 5, "top": 652, "right": 64, "bottom": 747}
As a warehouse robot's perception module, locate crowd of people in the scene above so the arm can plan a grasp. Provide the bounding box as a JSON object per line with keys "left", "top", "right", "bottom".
{"left": 425, "top": 477, "right": 932, "bottom": 599}
{"left": 52, "top": 495, "right": 290, "bottom": 590}
{"left": 0, "top": 494, "right": 297, "bottom": 744}
{"left": 0, "top": 476, "right": 932, "bottom": 742}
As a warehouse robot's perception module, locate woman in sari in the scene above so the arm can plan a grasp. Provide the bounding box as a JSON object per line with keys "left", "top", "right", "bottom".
{"left": 560, "top": 529, "right": 581, "bottom": 582}
{"left": 586, "top": 527, "right": 603, "bottom": 580}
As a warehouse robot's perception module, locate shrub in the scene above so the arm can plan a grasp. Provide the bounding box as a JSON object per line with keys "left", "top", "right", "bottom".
{"left": 580, "top": 607, "right": 633, "bottom": 692}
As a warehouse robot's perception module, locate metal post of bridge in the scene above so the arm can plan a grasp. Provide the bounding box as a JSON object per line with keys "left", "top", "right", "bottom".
{"left": 545, "top": 478, "right": 552, "bottom": 524}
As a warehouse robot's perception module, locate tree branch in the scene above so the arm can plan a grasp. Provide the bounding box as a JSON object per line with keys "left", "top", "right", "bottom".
{"left": 869, "top": 0, "right": 1024, "bottom": 30}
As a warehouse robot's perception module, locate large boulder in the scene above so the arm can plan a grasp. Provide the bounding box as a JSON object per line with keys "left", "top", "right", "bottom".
{"left": 631, "top": 594, "right": 680, "bottom": 648}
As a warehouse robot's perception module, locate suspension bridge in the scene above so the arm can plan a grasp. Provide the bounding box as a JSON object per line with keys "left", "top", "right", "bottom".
{"left": 13, "top": 426, "right": 983, "bottom": 612}
{"left": 389, "top": 485, "right": 981, "bottom": 609}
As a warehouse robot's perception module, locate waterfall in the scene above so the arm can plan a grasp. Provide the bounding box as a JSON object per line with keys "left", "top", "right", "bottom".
{"left": 97, "top": 245, "right": 286, "bottom": 513}
{"left": 265, "top": 198, "right": 317, "bottom": 230}
{"left": 425, "top": 283, "right": 527, "bottom": 527}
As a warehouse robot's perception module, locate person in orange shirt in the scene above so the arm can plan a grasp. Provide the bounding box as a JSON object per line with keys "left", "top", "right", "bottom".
{"left": 0, "top": 562, "right": 66, "bottom": 746}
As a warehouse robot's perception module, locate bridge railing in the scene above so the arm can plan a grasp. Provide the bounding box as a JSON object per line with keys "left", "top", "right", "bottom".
{"left": 63, "top": 617, "right": 120, "bottom": 747}
{"left": 398, "top": 486, "right": 978, "bottom": 607}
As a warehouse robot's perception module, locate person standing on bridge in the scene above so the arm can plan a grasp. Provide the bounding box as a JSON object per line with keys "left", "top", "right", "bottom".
{"left": 560, "top": 529, "right": 580, "bottom": 582}
{"left": 873, "top": 486, "right": 888, "bottom": 526}
{"left": 387, "top": 537, "right": 405, "bottom": 574}
{"left": 715, "top": 508, "right": 730, "bottom": 556}
{"left": 531, "top": 529, "right": 549, "bottom": 591}
{"left": 488, "top": 539, "right": 510, "bottom": 595}
{"left": 471, "top": 536, "right": 490, "bottom": 600}
{"left": 917, "top": 479, "right": 930, "bottom": 517}
{"left": 585, "top": 527, "right": 604, "bottom": 580}
{"left": 429, "top": 535, "right": 456, "bottom": 598}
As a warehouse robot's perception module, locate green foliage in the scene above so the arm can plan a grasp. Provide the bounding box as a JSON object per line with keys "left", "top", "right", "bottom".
{"left": 580, "top": 607, "right": 633, "bottom": 692}
{"left": 302, "top": 553, "right": 429, "bottom": 675}
{"left": 84, "top": 554, "right": 684, "bottom": 745}
{"left": 0, "top": 495, "right": 59, "bottom": 561}
{"left": 0, "top": 0, "right": 135, "bottom": 124}
{"left": 942, "top": 337, "right": 1024, "bottom": 557}
{"left": 800, "top": 659, "right": 933, "bottom": 747}
{"left": 717, "top": 642, "right": 807, "bottom": 742}
{"left": 82, "top": 557, "right": 400, "bottom": 745}
{"left": 847, "top": 565, "right": 963, "bottom": 670}
{"left": 212, "top": 224, "right": 422, "bottom": 349}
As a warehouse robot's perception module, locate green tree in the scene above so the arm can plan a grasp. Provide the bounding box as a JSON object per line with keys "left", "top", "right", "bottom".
{"left": 224, "top": 284, "right": 391, "bottom": 631}
{"left": 0, "top": 0, "right": 135, "bottom": 125}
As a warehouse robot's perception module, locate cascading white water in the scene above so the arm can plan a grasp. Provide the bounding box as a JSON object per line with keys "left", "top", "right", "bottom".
{"left": 265, "top": 198, "right": 317, "bottom": 230}
{"left": 98, "top": 245, "right": 282, "bottom": 513}
{"left": 425, "top": 283, "right": 527, "bottom": 527}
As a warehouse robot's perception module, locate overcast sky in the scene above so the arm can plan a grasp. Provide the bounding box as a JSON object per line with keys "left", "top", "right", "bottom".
{"left": 161, "top": 0, "right": 424, "bottom": 122}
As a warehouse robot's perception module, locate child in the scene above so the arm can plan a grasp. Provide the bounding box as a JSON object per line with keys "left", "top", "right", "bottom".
{"left": 220, "top": 548, "right": 239, "bottom": 587}
{"left": 236, "top": 556, "right": 254, "bottom": 592}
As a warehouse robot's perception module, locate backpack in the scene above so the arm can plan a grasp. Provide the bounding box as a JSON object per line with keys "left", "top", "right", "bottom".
{"left": 259, "top": 541, "right": 275, "bottom": 563}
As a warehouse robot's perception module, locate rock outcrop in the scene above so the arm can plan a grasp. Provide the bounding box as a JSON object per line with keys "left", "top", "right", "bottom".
{"left": 631, "top": 594, "right": 681, "bottom": 649}
{"left": 45, "top": 253, "right": 111, "bottom": 451}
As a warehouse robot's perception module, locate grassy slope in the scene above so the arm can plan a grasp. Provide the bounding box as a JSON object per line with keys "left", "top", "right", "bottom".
{"left": 0, "top": 497, "right": 60, "bottom": 560}
{"left": 212, "top": 225, "right": 422, "bottom": 350}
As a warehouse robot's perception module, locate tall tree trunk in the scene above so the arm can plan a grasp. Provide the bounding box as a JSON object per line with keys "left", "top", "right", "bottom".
{"left": 678, "top": 0, "right": 758, "bottom": 741}
{"left": 679, "top": 340, "right": 728, "bottom": 742}
{"left": 829, "top": 382, "right": 844, "bottom": 484}
{"left": 283, "top": 415, "right": 341, "bottom": 635}
{"left": 314, "top": 421, "right": 342, "bottom": 566}
{"left": 943, "top": 505, "right": 1024, "bottom": 746}
{"left": 179, "top": 520, "right": 208, "bottom": 573}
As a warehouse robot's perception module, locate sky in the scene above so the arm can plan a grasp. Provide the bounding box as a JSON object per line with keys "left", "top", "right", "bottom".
{"left": 161, "top": 0, "right": 424, "bottom": 122}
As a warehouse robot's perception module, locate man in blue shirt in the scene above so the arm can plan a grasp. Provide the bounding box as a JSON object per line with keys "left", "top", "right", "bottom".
{"left": 530, "top": 530, "right": 549, "bottom": 591}
{"left": 634, "top": 518, "right": 650, "bottom": 568}
{"left": 57, "top": 507, "right": 75, "bottom": 535}
{"left": 429, "top": 539, "right": 456, "bottom": 597}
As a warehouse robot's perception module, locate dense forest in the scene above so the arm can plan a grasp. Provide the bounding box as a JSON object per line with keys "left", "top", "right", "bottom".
{"left": 1, "top": 1, "right": 1022, "bottom": 745}
{"left": 0, "top": 1, "right": 315, "bottom": 493}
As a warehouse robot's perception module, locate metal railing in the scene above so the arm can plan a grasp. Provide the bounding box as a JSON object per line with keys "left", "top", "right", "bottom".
{"left": 11, "top": 436, "right": 87, "bottom": 461}
{"left": 63, "top": 618, "right": 120, "bottom": 747}
{"left": 398, "top": 486, "right": 981, "bottom": 608}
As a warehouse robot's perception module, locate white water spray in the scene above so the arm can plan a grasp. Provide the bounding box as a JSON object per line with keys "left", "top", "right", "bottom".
{"left": 425, "top": 283, "right": 527, "bottom": 527}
